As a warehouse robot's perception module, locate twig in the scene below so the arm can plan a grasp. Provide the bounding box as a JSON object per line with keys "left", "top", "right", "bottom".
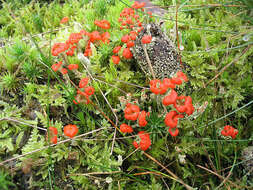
{"left": 122, "top": 148, "right": 139, "bottom": 162}
{"left": 68, "top": 171, "right": 121, "bottom": 176}
{"left": 110, "top": 128, "right": 117, "bottom": 155}
{"left": 143, "top": 152, "right": 194, "bottom": 190}
{"left": 133, "top": 171, "right": 163, "bottom": 177}
{"left": 142, "top": 44, "right": 156, "bottom": 79}
{"left": 1, "top": 117, "right": 47, "bottom": 131}
{"left": 93, "top": 78, "right": 128, "bottom": 95}
{"left": 197, "top": 164, "right": 241, "bottom": 189}
{"left": 204, "top": 45, "right": 252, "bottom": 87}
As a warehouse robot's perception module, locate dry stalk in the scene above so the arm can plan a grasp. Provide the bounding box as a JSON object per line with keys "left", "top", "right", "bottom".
{"left": 143, "top": 152, "right": 194, "bottom": 190}
{"left": 197, "top": 164, "right": 242, "bottom": 189}
{"left": 142, "top": 44, "right": 156, "bottom": 79}
{"left": 204, "top": 45, "right": 252, "bottom": 87}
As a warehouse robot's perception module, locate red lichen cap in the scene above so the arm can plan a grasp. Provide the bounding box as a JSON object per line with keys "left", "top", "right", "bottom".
{"left": 113, "top": 46, "right": 122, "bottom": 54}
{"left": 60, "top": 68, "right": 68, "bottom": 75}
{"left": 121, "top": 35, "right": 130, "bottom": 43}
{"left": 51, "top": 43, "right": 69, "bottom": 56}
{"left": 90, "top": 31, "right": 102, "bottom": 43}
{"left": 49, "top": 126, "right": 58, "bottom": 135}
{"left": 63, "top": 124, "right": 78, "bottom": 138}
{"left": 120, "top": 123, "right": 133, "bottom": 133}
{"left": 84, "top": 86, "right": 95, "bottom": 96}
{"left": 169, "top": 127, "right": 179, "bottom": 137}
{"left": 94, "top": 20, "right": 111, "bottom": 29}
{"left": 124, "top": 103, "right": 140, "bottom": 121}
{"left": 162, "top": 89, "right": 178, "bottom": 106}
{"left": 221, "top": 125, "right": 238, "bottom": 139}
{"left": 132, "top": 1, "right": 146, "bottom": 9}
{"left": 79, "top": 77, "right": 89, "bottom": 88}
{"left": 67, "top": 64, "right": 79, "bottom": 70}
{"left": 60, "top": 17, "right": 69, "bottom": 24}
{"left": 51, "top": 61, "right": 62, "bottom": 72}
{"left": 164, "top": 111, "right": 184, "bottom": 128}
{"left": 112, "top": 55, "right": 120, "bottom": 64}
{"left": 68, "top": 33, "right": 82, "bottom": 45}
{"left": 138, "top": 111, "right": 148, "bottom": 127}
{"left": 122, "top": 48, "right": 133, "bottom": 59}
{"left": 141, "top": 35, "right": 152, "bottom": 44}
{"left": 101, "top": 32, "right": 110, "bottom": 44}
{"left": 133, "top": 131, "right": 151, "bottom": 151}
{"left": 176, "top": 71, "right": 188, "bottom": 82}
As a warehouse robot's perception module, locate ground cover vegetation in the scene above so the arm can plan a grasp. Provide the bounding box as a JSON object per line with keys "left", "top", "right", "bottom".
{"left": 0, "top": 0, "right": 252, "bottom": 189}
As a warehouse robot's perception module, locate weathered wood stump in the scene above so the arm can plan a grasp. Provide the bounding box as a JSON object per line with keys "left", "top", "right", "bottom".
{"left": 133, "top": 23, "right": 181, "bottom": 79}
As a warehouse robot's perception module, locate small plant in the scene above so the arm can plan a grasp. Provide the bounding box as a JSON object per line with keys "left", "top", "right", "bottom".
{"left": 0, "top": 72, "right": 18, "bottom": 92}
{"left": 22, "top": 61, "right": 42, "bottom": 82}
{"left": 0, "top": 171, "right": 16, "bottom": 190}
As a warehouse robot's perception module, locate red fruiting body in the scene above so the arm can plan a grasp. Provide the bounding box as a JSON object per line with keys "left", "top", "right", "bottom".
{"left": 68, "top": 33, "right": 82, "bottom": 45}
{"left": 138, "top": 111, "right": 148, "bottom": 127}
{"left": 121, "top": 35, "right": 130, "bottom": 43}
{"left": 134, "top": 15, "right": 139, "bottom": 19}
{"left": 147, "top": 12, "right": 152, "bottom": 17}
{"left": 171, "top": 77, "right": 182, "bottom": 85}
{"left": 120, "top": 123, "right": 133, "bottom": 133}
{"left": 90, "top": 31, "right": 102, "bottom": 42}
{"left": 141, "top": 35, "right": 152, "bottom": 44}
{"left": 176, "top": 71, "right": 188, "bottom": 82}
{"left": 47, "top": 127, "right": 58, "bottom": 144}
{"left": 221, "top": 125, "right": 238, "bottom": 139}
{"left": 164, "top": 111, "right": 184, "bottom": 128}
{"left": 132, "top": 2, "right": 146, "bottom": 9}
{"left": 150, "top": 79, "right": 168, "bottom": 95}
{"left": 60, "top": 17, "right": 69, "bottom": 24}
{"left": 94, "top": 20, "right": 110, "bottom": 29}
{"left": 112, "top": 55, "right": 120, "bottom": 64}
{"left": 64, "top": 124, "right": 78, "bottom": 138}
{"left": 127, "top": 41, "right": 135, "bottom": 48}
{"left": 162, "top": 89, "right": 178, "bottom": 106}
{"left": 133, "top": 131, "right": 151, "bottom": 151}
{"left": 174, "top": 96, "right": 194, "bottom": 116}
{"left": 51, "top": 61, "right": 62, "bottom": 72}
{"left": 130, "top": 34, "right": 137, "bottom": 41}
{"left": 113, "top": 46, "right": 122, "bottom": 54}
{"left": 122, "top": 48, "right": 133, "bottom": 59}
{"left": 51, "top": 43, "right": 69, "bottom": 56}
{"left": 169, "top": 127, "right": 179, "bottom": 137}
{"left": 126, "top": 17, "right": 133, "bottom": 25}
{"left": 163, "top": 78, "right": 175, "bottom": 89}
{"left": 79, "top": 77, "right": 89, "bottom": 88}
{"left": 49, "top": 127, "right": 58, "bottom": 135}
{"left": 124, "top": 103, "right": 140, "bottom": 121}
{"left": 67, "top": 64, "right": 79, "bottom": 70}
{"left": 50, "top": 135, "right": 57, "bottom": 144}
{"left": 101, "top": 32, "right": 110, "bottom": 44}
{"left": 84, "top": 86, "right": 95, "bottom": 96}
{"left": 60, "top": 68, "right": 68, "bottom": 75}
{"left": 77, "top": 90, "right": 90, "bottom": 104}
